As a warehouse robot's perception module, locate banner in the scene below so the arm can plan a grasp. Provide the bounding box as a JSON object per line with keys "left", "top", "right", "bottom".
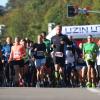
{"left": 62, "top": 24, "right": 100, "bottom": 38}
{"left": 47, "top": 24, "right": 100, "bottom": 40}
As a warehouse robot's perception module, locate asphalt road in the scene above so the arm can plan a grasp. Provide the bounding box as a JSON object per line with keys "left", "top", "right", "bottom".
{"left": 0, "top": 88, "right": 100, "bottom": 100}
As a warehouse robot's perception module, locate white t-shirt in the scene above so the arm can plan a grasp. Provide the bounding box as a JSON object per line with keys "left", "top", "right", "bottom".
{"left": 64, "top": 45, "right": 75, "bottom": 65}
{"left": 97, "top": 48, "right": 100, "bottom": 65}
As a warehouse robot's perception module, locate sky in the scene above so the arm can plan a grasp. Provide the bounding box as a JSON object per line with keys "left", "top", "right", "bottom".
{"left": 0, "top": 0, "right": 8, "bottom": 7}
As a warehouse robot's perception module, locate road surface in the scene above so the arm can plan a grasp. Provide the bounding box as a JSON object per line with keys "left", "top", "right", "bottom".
{"left": 0, "top": 88, "right": 100, "bottom": 100}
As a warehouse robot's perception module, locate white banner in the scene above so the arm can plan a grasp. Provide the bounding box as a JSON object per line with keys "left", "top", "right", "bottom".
{"left": 47, "top": 24, "right": 100, "bottom": 40}
{"left": 62, "top": 24, "right": 100, "bottom": 38}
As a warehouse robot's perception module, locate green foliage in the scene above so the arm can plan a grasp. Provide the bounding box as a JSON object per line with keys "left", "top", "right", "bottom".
{"left": 88, "top": 0, "right": 100, "bottom": 24}
{"left": 0, "top": 0, "right": 100, "bottom": 41}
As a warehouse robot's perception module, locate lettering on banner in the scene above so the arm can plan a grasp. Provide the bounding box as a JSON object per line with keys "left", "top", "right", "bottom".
{"left": 62, "top": 25, "right": 100, "bottom": 36}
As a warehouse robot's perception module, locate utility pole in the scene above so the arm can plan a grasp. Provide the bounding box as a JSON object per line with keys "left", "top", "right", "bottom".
{"left": 88, "top": 10, "right": 100, "bottom": 14}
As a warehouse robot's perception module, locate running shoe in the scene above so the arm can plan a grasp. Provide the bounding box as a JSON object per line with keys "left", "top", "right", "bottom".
{"left": 86, "top": 82, "right": 92, "bottom": 88}
{"left": 91, "top": 83, "right": 96, "bottom": 88}
{"left": 36, "top": 81, "right": 40, "bottom": 88}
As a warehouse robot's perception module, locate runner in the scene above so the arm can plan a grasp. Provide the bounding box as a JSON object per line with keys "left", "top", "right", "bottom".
{"left": 2, "top": 36, "right": 13, "bottom": 86}
{"left": 96, "top": 40, "right": 100, "bottom": 87}
{"left": 76, "top": 43, "right": 87, "bottom": 87}
{"left": 64, "top": 40, "right": 76, "bottom": 87}
{"left": 9, "top": 37, "right": 26, "bottom": 86}
{"left": 67, "top": 35, "right": 79, "bottom": 87}
{"left": 0, "top": 48, "right": 3, "bottom": 86}
{"left": 83, "top": 35, "right": 98, "bottom": 88}
{"left": 33, "top": 35, "right": 46, "bottom": 87}
{"left": 51, "top": 25, "right": 70, "bottom": 87}
{"left": 41, "top": 32, "right": 52, "bottom": 87}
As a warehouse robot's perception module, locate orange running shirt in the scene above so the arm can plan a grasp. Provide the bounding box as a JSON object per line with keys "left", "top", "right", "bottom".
{"left": 9, "top": 44, "right": 26, "bottom": 61}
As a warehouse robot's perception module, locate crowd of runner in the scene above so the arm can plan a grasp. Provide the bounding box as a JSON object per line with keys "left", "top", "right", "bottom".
{"left": 0, "top": 25, "right": 100, "bottom": 88}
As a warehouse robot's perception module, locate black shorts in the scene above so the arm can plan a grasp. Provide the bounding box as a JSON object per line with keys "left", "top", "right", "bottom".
{"left": 97, "top": 65, "right": 100, "bottom": 78}
{"left": 86, "top": 60, "right": 95, "bottom": 67}
{"left": 12, "top": 59, "right": 24, "bottom": 68}
{"left": 45, "top": 56, "right": 53, "bottom": 68}
{"left": 53, "top": 56, "right": 65, "bottom": 67}
{"left": 65, "top": 64, "right": 76, "bottom": 76}
{"left": 0, "top": 61, "right": 3, "bottom": 72}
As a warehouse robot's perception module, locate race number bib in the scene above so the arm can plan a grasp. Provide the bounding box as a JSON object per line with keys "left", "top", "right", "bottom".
{"left": 37, "top": 51, "right": 44, "bottom": 56}
{"left": 14, "top": 51, "right": 21, "bottom": 58}
{"left": 85, "top": 53, "right": 93, "bottom": 60}
{"left": 55, "top": 52, "right": 63, "bottom": 57}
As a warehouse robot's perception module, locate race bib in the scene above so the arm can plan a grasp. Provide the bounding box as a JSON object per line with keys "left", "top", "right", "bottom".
{"left": 37, "top": 51, "right": 44, "bottom": 56}
{"left": 14, "top": 51, "right": 21, "bottom": 58}
{"left": 55, "top": 52, "right": 63, "bottom": 57}
{"left": 85, "top": 53, "right": 93, "bottom": 60}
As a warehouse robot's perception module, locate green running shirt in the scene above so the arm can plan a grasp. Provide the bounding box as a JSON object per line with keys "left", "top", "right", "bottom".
{"left": 83, "top": 42, "right": 98, "bottom": 61}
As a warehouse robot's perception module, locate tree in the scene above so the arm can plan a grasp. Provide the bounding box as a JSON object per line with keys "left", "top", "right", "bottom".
{"left": 88, "top": 0, "right": 100, "bottom": 24}
{"left": 0, "top": 0, "right": 100, "bottom": 41}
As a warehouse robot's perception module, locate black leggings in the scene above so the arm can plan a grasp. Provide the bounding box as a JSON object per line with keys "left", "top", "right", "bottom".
{"left": 97, "top": 65, "right": 100, "bottom": 80}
